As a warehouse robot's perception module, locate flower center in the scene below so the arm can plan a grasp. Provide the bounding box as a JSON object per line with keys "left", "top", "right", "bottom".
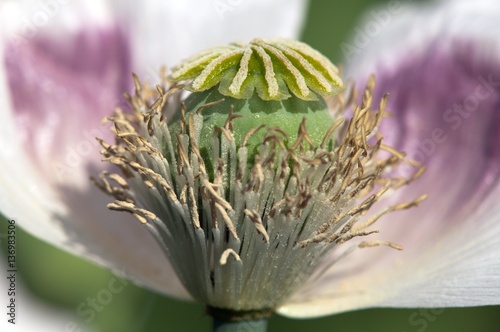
{"left": 93, "top": 39, "right": 426, "bottom": 316}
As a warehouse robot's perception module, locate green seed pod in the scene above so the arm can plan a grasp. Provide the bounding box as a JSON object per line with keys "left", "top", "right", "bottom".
{"left": 169, "top": 38, "right": 344, "bottom": 164}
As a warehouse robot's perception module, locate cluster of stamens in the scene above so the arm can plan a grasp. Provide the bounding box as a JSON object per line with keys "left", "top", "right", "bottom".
{"left": 93, "top": 73, "right": 426, "bottom": 314}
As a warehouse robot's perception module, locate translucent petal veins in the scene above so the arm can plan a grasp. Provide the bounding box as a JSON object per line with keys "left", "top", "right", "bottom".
{"left": 95, "top": 76, "right": 426, "bottom": 312}
{"left": 169, "top": 38, "right": 344, "bottom": 101}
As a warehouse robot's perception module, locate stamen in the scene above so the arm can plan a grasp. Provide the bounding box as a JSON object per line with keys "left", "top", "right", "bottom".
{"left": 220, "top": 249, "right": 242, "bottom": 265}
{"left": 358, "top": 240, "right": 404, "bottom": 251}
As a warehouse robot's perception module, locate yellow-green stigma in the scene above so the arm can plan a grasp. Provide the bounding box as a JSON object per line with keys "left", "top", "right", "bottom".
{"left": 170, "top": 38, "right": 343, "bottom": 101}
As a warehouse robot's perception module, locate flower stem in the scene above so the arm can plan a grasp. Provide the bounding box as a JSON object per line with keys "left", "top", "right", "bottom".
{"left": 212, "top": 317, "right": 268, "bottom": 332}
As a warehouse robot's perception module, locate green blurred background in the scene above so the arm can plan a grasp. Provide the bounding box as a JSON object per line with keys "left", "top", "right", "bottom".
{"left": 2, "top": 0, "right": 500, "bottom": 331}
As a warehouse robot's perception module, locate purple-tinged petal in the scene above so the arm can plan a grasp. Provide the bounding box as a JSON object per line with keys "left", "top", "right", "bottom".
{"left": 0, "top": 2, "right": 189, "bottom": 299}
{"left": 5, "top": 28, "right": 130, "bottom": 184}
{"left": 373, "top": 42, "right": 500, "bottom": 224}
{"left": 280, "top": 0, "right": 500, "bottom": 317}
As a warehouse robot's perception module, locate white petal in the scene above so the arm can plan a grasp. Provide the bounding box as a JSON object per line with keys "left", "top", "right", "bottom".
{"left": 1, "top": 0, "right": 112, "bottom": 37}
{"left": 279, "top": 185, "right": 500, "bottom": 317}
{"left": 280, "top": 0, "right": 500, "bottom": 317}
{"left": 109, "top": 0, "right": 309, "bottom": 79}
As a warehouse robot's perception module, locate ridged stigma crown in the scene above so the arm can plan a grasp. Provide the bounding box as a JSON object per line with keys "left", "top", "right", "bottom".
{"left": 169, "top": 38, "right": 343, "bottom": 101}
